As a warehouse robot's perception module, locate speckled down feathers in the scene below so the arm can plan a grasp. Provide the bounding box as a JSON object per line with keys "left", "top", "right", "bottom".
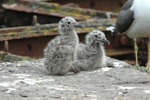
{"left": 73, "top": 30, "right": 109, "bottom": 71}
{"left": 44, "top": 17, "right": 80, "bottom": 75}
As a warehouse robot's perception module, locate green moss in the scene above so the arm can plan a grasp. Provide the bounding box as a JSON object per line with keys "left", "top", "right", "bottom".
{"left": 0, "top": 19, "right": 116, "bottom": 40}
{"left": 26, "top": 1, "right": 104, "bottom": 19}
{"left": 22, "top": 56, "right": 34, "bottom": 61}
{"left": 128, "top": 65, "right": 150, "bottom": 74}
{"left": 7, "top": 0, "right": 18, "bottom": 4}
{"left": 147, "top": 72, "right": 150, "bottom": 74}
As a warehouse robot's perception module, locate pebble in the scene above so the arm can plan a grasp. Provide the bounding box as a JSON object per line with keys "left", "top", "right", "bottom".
{"left": 16, "top": 63, "right": 21, "bottom": 67}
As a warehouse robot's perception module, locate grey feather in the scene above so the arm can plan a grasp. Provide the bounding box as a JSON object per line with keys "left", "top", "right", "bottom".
{"left": 44, "top": 16, "right": 82, "bottom": 75}
{"left": 120, "top": 0, "right": 134, "bottom": 10}
{"left": 114, "top": 0, "right": 134, "bottom": 34}
{"left": 73, "top": 30, "right": 110, "bottom": 71}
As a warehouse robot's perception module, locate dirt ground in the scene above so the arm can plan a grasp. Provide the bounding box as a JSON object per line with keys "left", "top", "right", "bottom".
{"left": 0, "top": 59, "right": 150, "bottom": 100}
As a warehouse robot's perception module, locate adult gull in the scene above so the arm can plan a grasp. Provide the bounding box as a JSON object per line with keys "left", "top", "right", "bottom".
{"left": 111, "top": 0, "right": 150, "bottom": 69}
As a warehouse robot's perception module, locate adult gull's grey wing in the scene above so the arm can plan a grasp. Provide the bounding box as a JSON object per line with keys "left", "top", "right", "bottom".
{"left": 114, "top": 0, "right": 134, "bottom": 34}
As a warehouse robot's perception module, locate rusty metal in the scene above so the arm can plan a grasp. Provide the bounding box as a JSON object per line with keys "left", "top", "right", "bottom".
{"left": 0, "top": 18, "right": 121, "bottom": 58}
{"left": 0, "top": 51, "right": 23, "bottom": 61}
{"left": 1, "top": 1, "right": 118, "bottom": 28}
{"left": 0, "top": 19, "right": 136, "bottom": 58}
{"left": 0, "top": 0, "right": 147, "bottom": 66}
{"left": 0, "top": 18, "right": 116, "bottom": 41}
{"left": 18, "top": 0, "right": 52, "bottom": 5}
{"left": 120, "top": 35, "right": 129, "bottom": 46}
{"left": 0, "top": 1, "right": 116, "bottom": 28}
{"left": 0, "top": 1, "right": 139, "bottom": 60}
{"left": 51, "top": 0, "right": 126, "bottom": 12}
{"left": 18, "top": 0, "right": 126, "bottom": 12}
{"left": 0, "top": 18, "right": 146, "bottom": 65}
{"left": 1, "top": 40, "right": 9, "bottom": 60}
{"left": 32, "top": 15, "right": 38, "bottom": 25}
{"left": 4, "top": 40, "right": 9, "bottom": 52}
{"left": 2, "top": 2, "right": 118, "bottom": 21}
{"left": 106, "top": 48, "right": 134, "bottom": 57}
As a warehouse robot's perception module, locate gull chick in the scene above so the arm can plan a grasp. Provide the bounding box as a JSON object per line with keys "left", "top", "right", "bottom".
{"left": 44, "top": 16, "right": 83, "bottom": 75}
{"left": 73, "top": 30, "right": 110, "bottom": 72}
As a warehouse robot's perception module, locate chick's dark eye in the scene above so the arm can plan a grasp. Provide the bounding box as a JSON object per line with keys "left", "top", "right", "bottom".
{"left": 95, "top": 35, "right": 98, "bottom": 38}
{"left": 67, "top": 22, "right": 71, "bottom": 24}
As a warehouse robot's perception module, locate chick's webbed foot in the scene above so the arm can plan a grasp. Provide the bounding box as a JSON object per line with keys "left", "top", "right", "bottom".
{"left": 70, "top": 65, "right": 81, "bottom": 73}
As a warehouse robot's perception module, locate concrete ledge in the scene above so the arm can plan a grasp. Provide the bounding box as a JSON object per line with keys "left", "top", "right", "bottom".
{"left": 0, "top": 59, "right": 150, "bottom": 100}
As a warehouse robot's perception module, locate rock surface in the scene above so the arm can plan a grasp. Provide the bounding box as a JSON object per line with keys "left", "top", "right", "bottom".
{"left": 0, "top": 59, "right": 150, "bottom": 100}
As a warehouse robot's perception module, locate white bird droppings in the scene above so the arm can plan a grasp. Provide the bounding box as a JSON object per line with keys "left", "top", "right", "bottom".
{"left": 101, "top": 67, "right": 112, "bottom": 72}
{"left": 144, "top": 90, "right": 150, "bottom": 94}
{"left": 116, "top": 86, "right": 137, "bottom": 90}
{"left": 5, "top": 88, "right": 16, "bottom": 94}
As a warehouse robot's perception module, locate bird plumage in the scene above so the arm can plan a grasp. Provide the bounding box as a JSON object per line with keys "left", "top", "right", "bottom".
{"left": 127, "top": 0, "right": 150, "bottom": 39}
{"left": 73, "top": 30, "right": 110, "bottom": 71}
{"left": 114, "top": 0, "right": 134, "bottom": 34}
{"left": 44, "top": 16, "right": 83, "bottom": 75}
{"left": 112, "top": 0, "right": 150, "bottom": 68}
{"left": 114, "top": 0, "right": 150, "bottom": 39}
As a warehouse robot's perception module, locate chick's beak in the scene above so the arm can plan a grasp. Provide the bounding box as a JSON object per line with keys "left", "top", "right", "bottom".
{"left": 98, "top": 39, "right": 110, "bottom": 45}
{"left": 102, "top": 39, "right": 110, "bottom": 45}
{"left": 74, "top": 24, "right": 84, "bottom": 28}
